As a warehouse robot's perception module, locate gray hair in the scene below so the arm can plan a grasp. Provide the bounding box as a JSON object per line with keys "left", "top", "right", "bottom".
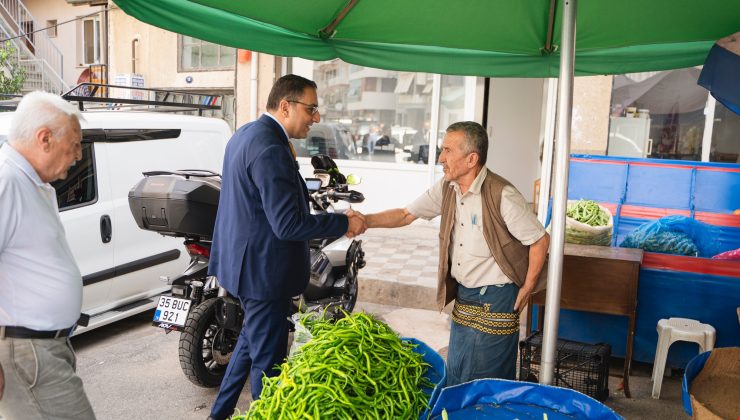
{"left": 446, "top": 121, "right": 488, "bottom": 166}
{"left": 8, "top": 91, "right": 84, "bottom": 146}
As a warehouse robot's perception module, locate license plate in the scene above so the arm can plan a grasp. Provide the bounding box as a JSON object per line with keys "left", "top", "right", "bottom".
{"left": 152, "top": 295, "right": 192, "bottom": 330}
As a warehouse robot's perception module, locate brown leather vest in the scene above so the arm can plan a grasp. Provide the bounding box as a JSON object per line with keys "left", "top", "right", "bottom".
{"left": 436, "top": 169, "right": 530, "bottom": 310}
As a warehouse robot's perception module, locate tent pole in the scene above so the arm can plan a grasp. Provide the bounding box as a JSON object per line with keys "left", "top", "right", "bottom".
{"left": 540, "top": 0, "right": 577, "bottom": 385}
{"left": 537, "top": 78, "right": 558, "bottom": 224}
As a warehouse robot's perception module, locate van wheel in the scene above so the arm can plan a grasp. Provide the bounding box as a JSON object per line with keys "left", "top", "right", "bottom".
{"left": 179, "top": 298, "right": 238, "bottom": 388}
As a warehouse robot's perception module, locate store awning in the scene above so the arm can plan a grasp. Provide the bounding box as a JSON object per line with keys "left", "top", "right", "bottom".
{"left": 114, "top": 0, "right": 740, "bottom": 78}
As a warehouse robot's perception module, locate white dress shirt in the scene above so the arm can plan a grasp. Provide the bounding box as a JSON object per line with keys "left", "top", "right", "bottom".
{"left": 407, "top": 169, "right": 546, "bottom": 288}
{"left": 0, "top": 143, "right": 82, "bottom": 330}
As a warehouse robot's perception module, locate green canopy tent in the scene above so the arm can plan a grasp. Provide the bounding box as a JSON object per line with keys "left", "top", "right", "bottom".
{"left": 115, "top": 0, "right": 740, "bottom": 386}
{"left": 114, "top": 0, "right": 738, "bottom": 77}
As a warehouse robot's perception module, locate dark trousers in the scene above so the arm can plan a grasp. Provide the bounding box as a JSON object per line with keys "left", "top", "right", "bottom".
{"left": 446, "top": 283, "right": 519, "bottom": 386}
{"left": 209, "top": 296, "right": 291, "bottom": 420}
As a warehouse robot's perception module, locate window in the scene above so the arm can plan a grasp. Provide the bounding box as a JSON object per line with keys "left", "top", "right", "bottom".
{"left": 52, "top": 142, "right": 96, "bottom": 210}
{"left": 709, "top": 101, "right": 740, "bottom": 163}
{"left": 197, "top": 93, "right": 236, "bottom": 131}
{"left": 21, "top": 20, "right": 33, "bottom": 45}
{"left": 608, "top": 68, "right": 740, "bottom": 163}
{"left": 180, "top": 36, "right": 235, "bottom": 70}
{"left": 47, "top": 20, "right": 57, "bottom": 38}
{"left": 295, "top": 59, "right": 468, "bottom": 166}
{"left": 80, "top": 17, "right": 101, "bottom": 65}
{"left": 363, "top": 78, "right": 377, "bottom": 92}
{"left": 608, "top": 69, "right": 709, "bottom": 161}
{"left": 381, "top": 78, "right": 396, "bottom": 92}
{"left": 303, "top": 61, "right": 436, "bottom": 164}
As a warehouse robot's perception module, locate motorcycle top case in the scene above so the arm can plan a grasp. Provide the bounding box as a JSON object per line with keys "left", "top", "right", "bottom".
{"left": 128, "top": 174, "right": 220, "bottom": 239}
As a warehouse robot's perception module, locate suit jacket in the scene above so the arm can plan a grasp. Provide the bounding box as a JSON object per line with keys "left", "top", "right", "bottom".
{"left": 209, "top": 114, "right": 349, "bottom": 300}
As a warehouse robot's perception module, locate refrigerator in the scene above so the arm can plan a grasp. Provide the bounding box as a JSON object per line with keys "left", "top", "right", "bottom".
{"left": 607, "top": 116, "right": 652, "bottom": 158}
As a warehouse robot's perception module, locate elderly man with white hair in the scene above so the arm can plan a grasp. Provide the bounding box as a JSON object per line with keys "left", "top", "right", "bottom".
{"left": 0, "top": 91, "right": 96, "bottom": 419}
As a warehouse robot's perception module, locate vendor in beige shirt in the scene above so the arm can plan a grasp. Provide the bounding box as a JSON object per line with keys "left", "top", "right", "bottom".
{"left": 364, "top": 121, "right": 549, "bottom": 385}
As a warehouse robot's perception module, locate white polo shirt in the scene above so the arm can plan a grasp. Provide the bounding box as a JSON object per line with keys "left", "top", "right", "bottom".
{"left": 407, "top": 169, "right": 546, "bottom": 288}
{"left": 0, "top": 143, "right": 82, "bottom": 330}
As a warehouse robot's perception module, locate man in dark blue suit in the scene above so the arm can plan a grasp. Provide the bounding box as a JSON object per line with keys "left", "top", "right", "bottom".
{"left": 207, "top": 75, "right": 365, "bottom": 420}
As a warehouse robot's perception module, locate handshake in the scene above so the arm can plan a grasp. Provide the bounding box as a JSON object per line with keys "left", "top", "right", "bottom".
{"left": 345, "top": 208, "right": 368, "bottom": 238}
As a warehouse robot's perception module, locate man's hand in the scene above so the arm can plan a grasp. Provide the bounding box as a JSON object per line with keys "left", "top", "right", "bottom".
{"left": 1, "top": 361, "right": 5, "bottom": 401}
{"left": 514, "top": 284, "right": 534, "bottom": 313}
{"left": 514, "top": 233, "right": 550, "bottom": 313}
{"left": 345, "top": 209, "right": 367, "bottom": 238}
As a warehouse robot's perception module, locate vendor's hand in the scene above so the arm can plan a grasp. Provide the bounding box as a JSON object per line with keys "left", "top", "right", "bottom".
{"left": 345, "top": 209, "right": 367, "bottom": 238}
{"left": 514, "top": 284, "right": 535, "bottom": 313}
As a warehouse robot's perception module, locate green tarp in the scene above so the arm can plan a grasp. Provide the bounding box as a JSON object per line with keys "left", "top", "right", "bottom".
{"left": 115, "top": 0, "right": 739, "bottom": 77}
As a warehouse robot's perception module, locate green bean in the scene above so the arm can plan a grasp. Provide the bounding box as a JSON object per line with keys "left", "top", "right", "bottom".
{"left": 567, "top": 199, "right": 610, "bottom": 227}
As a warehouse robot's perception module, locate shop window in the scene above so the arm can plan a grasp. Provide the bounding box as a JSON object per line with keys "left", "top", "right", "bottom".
{"left": 179, "top": 36, "right": 235, "bottom": 71}
{"left": 292, "top": 59, "right": 471, "bottom": 166}
{"left": 298, "top": 60, "right": 434, "bottom": 164}
{"left": 608, "top": 69, "right": 709, "bottom": 161}
{"left": 710, "top": 102, "right": 740, "bottom": 163}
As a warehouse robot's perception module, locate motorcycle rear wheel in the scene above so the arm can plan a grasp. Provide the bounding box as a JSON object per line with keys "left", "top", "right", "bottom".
{"left": 178, "top": 298, "right": 237, "bottom": 387}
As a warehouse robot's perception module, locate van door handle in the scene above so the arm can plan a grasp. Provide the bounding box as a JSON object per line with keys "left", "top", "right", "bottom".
{"left": 100, "top": 215, "right": 112, "bottom": 243}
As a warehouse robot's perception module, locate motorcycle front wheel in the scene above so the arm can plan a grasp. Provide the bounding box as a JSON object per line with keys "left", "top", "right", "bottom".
{"left": 178, "top": 298, "right": 239, "bottom": 388}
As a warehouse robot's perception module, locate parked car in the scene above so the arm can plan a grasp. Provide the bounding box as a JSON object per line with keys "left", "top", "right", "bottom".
{"left": 0, "top": 111, "right": 231, "bottom": 335}
{"left": 293, "top": 122, "right": 357, "bottom": 160}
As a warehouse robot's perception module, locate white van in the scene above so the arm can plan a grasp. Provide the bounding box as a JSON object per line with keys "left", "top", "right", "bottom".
{"left": 0, "top": 111, "right": 231, "bottom": 334}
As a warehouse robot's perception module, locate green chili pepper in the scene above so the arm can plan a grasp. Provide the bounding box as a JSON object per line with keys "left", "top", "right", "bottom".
{"left": 238, "top": 311, "right": 434, "bottom": 419}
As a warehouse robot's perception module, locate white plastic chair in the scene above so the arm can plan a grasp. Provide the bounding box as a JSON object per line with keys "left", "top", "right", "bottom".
{"left": 651, "top": 317, "right": 716, "bottom": 399}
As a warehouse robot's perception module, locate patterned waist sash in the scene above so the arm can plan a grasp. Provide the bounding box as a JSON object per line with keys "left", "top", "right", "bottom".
{"left": 451, "top": 301, "right": 519, "bottom": 336}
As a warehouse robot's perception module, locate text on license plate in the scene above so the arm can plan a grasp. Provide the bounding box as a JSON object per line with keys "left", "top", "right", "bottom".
{"left": 153, "top": 296, "right": 191, "bottom": 328}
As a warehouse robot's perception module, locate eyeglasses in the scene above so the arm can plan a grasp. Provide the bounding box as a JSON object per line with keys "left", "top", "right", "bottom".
{"left": 288, "top": 100, "right": 320, "bottom": 115}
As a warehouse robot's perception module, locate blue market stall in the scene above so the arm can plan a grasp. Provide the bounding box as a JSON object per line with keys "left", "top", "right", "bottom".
{"left": 531, "top": 155, "right": 740, "bottom": 370}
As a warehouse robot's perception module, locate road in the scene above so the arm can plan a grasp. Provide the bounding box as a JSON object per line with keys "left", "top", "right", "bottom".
{"left": 69, "top": 301, "right": 422, "bottom": 420}
{"left": 72, "top": 310, "right": 252, "bottom": 420}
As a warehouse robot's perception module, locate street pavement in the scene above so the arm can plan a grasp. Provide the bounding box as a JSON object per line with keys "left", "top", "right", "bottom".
{"left": 71, "top": 221, "right": 687, "bottom": 419}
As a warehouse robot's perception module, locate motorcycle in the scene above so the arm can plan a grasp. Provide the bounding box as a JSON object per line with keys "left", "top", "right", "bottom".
{"left": 127, "top": 156, "right": 366, "bottom": 387}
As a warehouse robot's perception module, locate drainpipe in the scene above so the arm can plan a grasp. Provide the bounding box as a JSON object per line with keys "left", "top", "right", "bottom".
{"left": 131, "top": 38, "right": 139, "bottom": 73}
{"left": 428, "top": 74, "right": 442, "bottom": 187}
{"left": 103, "top": 5, "right": 109, "bottom": 81}
{"left": 249, "top": 52, "right": 258, "bottom": 121}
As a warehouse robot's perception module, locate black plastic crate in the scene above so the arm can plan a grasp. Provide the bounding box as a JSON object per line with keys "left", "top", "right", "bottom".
{"left": 519, "top": 331, "right": 611, "bottom": 401}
